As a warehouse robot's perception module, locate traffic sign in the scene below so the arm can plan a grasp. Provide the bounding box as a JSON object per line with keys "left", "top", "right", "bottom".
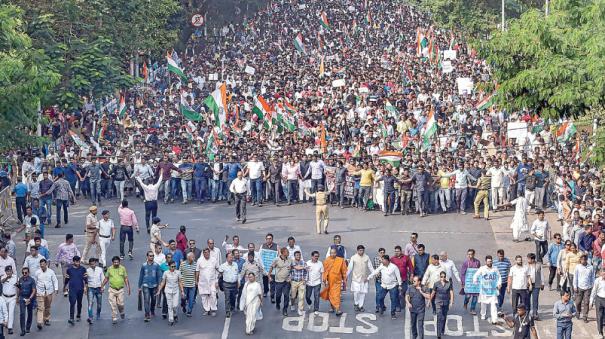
{"left": 191, "top": 14, "right": 204, "bottom": 27}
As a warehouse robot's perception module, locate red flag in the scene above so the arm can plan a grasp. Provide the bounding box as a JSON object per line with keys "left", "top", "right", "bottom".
{"left": 142, "top": 62, "right": 148, "bottom": 81}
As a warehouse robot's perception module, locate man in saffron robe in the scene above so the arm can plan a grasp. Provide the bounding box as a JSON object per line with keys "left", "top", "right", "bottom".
{"left": 321, "top": 248, "right": 347, "bottom": 315}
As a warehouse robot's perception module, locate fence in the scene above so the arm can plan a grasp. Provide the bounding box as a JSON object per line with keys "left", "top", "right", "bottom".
{"left": 0, "top": 187, "right": 14, "bottom": 226}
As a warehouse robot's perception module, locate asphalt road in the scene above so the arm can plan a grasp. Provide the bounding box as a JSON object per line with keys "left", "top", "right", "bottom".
{"left": 19, "top": 197, "right": 558, "bottom": 339}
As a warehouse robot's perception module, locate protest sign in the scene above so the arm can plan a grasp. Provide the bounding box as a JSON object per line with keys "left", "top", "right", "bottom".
{"left": 259, "top": 249, "right": 278, "bottom": 272}
{"left": 507, "top": 122, "right": 528, "bottom": 140}
{"left": 464, "top": 268, "right": 480, "bottom": 294}
{"left": 245, "top": 66, "right": 256, "bottom": 75}
{"left": 443, "top": 49, "right": 457, "bottom": 60}
{"left": 442, "top": 60, "right": 453, "bottom": 73}
{"left": 332, "top": 79, "right": 346, "bottom": 88}
{"left": 478, "top": 270, "right": 500, "bottom": 297}
{"left": 456, "top": 78, "right": 474, "bottom": 95}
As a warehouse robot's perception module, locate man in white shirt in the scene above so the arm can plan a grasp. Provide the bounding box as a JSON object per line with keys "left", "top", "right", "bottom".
{"left": 530, "top": 210, "right": 551, "bottom": 263}
{"left": 439, "top": 252, "right": 462, "bottom": 284}
{"left": 136, "top": 173, "right": 163, "bottom": 233}
{"left": 0, "top": 248, "right": 16, "bottom": 278}
{"left": 86, "top": 258, "right": 104, "bottom": 323}
{"left": 305, "top": 251, "right": 324, "bottom": 315}
{"left": 1, "top": 266, "right": 17, "bottom": 334}
{"left": 487, "top": 163, "right": 505, "bottom": 211}
{"left": 281, "top": 159, "right": 300, "bottom": 205}
{"left": 507, "top": 255, "right": 531, "bottom": 312}
{"left": 244, "top": 155, "right": 265, "bottom": 206}
{"left": 97, "top": 210, "right": 115, "bottom": 268}
{"left": 305, "top": 154, "right": 325, "bottom": 203}
{"left": 347, "top": 245, "right": 374, "bottom": 313}
{"left": 367, "top": 255, "right": 402, "bottom": 319}
{"left": 285, "top": 237, "right": 302, "bottom": 260}
{"left": 229, "top": 171, "right": 248, "bottom": 223}
{"left": 23, "top": 247, "right": 44, "bottom": 275}
{"left": 590, "top": 268, "right": 605, "bottom": 336}
{"left": 207, "top": 239, "right": 222, "bottom": 266}
{"left": 34, "top": 259, "right": 59, "bottom": 329}
{"left": 472, "top": 255, "right": 501, "bottom": 324}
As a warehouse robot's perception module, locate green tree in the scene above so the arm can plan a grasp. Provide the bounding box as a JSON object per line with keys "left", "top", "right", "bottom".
{"left": 0, "top": 5, "right": 59, "bottom": 151}
{"left": 9, "top": 0, "right": 181, "bottom": 111}
{"left": 481, "top": 0, "right": 605, "bottom": 118}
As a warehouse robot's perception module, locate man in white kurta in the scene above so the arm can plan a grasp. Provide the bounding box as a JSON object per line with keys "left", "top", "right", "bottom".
{"left": 472, "top": 256, "right": 501, "bottom": 324}
{"left": 239, "top": 273, "right": 263, "bottom": 335}
{"left": 346, "top": 245, "right": 374, "bottom": 312}
{"left": 507, "top": 196, "right": 530, "bottom": 241}
{"left": 196, "top": 249, "right": 219, "bottom": 315}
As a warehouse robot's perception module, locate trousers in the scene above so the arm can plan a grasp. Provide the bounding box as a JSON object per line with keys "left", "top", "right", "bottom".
{"left": 315, "top": 205, "right": 328, "bottom": 233}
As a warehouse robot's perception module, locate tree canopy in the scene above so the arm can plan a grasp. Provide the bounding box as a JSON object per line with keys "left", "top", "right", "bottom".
{"left": 0, "top": 5, "right": 59, "bottom": 152}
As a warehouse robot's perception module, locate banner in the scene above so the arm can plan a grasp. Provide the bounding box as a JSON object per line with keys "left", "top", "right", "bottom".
{"left": 245, "top": 66, "right": 256, "bottom": 75}
{"left": 456, "top": 78, "right": 474, "bottom": 95}
{"left": 507, "top": 122, "right": 528, "bottom": 140}
{"left": 259, "top": 249, "right": 278, "bottom": 273}
{"left": 443, "top": 49, "right": 457, "bottom": 60}
{"left": 442, "top": 60, "right": 453, "bottom": 73}
{"left": 325, "top": 166, "right": 336, "bottom": 193}
{"left": 344, "top": 176, "right": 355, "bottom": 199}
{"left": 463, "top": 268, "right": 480, "bottom": 294}
{"left": 332, "top": 79, "right": 346, "bottom": 88}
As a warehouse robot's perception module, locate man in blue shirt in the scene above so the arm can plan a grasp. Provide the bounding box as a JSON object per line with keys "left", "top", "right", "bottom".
{"left": 493, "top": 249, "right": 511, "bottom": 316}
{"left": 163, "top": 240, "right": 184, "bottom": 268}
{"left": 546, "top": 233, "right": 565, "bottom": 291}
{"left": 12, "top": 177, "right": 28, "bottom": 223}
{"left": 66, "top": 256, "right": 87, "bottom": 324}
{"left": 192, "top": 158, "right": 209, "bottom": 203}
{"left": 138, "top": 251, "right": 162, "bottom": 321}
{"left": 64, "top": 159, "right": 79, "bottom": 195}
{"left": 17, "top": 267, "right": 36, "bottom": 336}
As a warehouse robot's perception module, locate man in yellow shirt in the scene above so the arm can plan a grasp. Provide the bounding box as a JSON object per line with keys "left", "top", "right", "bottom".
{"left": 353, "top": 163, "right": 375, "bottom": 210}
{"left": 435, "top": 168, "right": 452, "bottom": 213}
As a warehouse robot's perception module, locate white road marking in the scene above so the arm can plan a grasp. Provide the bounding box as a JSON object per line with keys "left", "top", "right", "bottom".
{"left": 221, "top": 316, "right": 230, "bottom": 339}
{"left": 404, "top": 306, "right": 411, "bottom": 338}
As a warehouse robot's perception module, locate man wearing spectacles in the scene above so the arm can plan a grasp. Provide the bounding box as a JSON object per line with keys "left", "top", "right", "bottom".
{"left": 546, "top": 233, "right": 564, "bottom": 291}
{"left": 17, "top": 268, "right": 36, "bottom": 336}
{"left": 138, "top": 251, "right": 162, "bottom": 322}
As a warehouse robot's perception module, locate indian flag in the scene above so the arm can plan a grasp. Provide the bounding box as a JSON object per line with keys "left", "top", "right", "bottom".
{"left": 204, "top": 83, "right": 228, "bottom": 127}
{"left": 180, "top": 92, "right": 202, "bottom": 122}
{"left": 293, "top": 33, "right": 305, "bottom": 54}
{"left": 320, "top": 11, "right": 330, "bottom": 30}
{"left": 475, "top": 93, "right": 494, "bottom": 111}
{"left": 556, "top": 121, "right": 577, "bottom": 142}
{"left": 378, "top": 151, "right": 403, "bottom": 168}
{"left": 421, "top": 108, "right": 437, "bottom": 149}
{"left": 284, "top": 100, "right": 297, "bottom": 115}
{"left": 385, "top": 100, "right": 398, "bottom": 115}
{"left": 166, "top": 53, "right": 187, "bottom": 82}
{"left": 253, "top": 95, "right": 271, "bottom": 130}
{"left": 277, "top": 104, "right": 296, "bottom": 132}
{"left": 366, "top": 11, "right": 372, "bottom": 26}
{"left": 449, "top": 33, "right": 457, "bottom": 50}
{"left": 118, "top": 95, "right": 126, "bottom": 118}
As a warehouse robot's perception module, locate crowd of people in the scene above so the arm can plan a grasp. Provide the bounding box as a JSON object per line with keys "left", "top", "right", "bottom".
{"left": 0, "top": 0, "right": 604, "bottom": 338}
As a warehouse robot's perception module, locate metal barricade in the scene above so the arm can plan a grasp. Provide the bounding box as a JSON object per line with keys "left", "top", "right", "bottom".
{"left": 0, "top": 186, "right": 14, "bottom": 226}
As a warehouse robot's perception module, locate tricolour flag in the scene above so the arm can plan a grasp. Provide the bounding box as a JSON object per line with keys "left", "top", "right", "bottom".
{"left": 421, "top": 108, "right": 437, "bottom": 149}
{"left": 385, "top": 100, "right": 398, "bottom": 115}
{"left": 118, "top": 95, "right": 127, "bottom": 118}
{"left": 556, "top": 121, "right": 577, "bottom": 142}
{"left": 204, "top": 83, "right": 228, "bottom": 127}
{"left": 253, "top": 95, "right": 271, "bottom": 130}
{"left": 378, "top": 151, "right": 403, "bottom": 168}
{"left": 293, "top": 33, "right": 306, "bottom": 54}
{"left": 366, "top": 11, "right": 372, "bottom": 26}
{"left": 320, "top": 12, "right": 330, "bottom": 30}
{"left": 166, "top": 53, "right": 187, "bottom": 82}
{"left": 449, "top": 33, "right": 457, "bottom": 50}
{"left": 180, "top": 92, "right": 202, "bottom": 122}
{"left": 475, "top": 93, "right": 494, "bottom": 111}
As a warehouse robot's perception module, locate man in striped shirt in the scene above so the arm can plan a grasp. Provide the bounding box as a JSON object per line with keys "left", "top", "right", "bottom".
{"left": 493, "top": 249, "right": 511, "bottom": 316}
{"left": 180, "top": 252, "right": 197, "bottom": 316}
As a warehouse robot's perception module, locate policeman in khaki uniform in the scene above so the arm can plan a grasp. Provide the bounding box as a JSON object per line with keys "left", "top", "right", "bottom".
{"left": 82, "top": 205, "right": 101, "bottom": 261}
{"left": 304, "top": 185, "right": 329, "bottom": 234}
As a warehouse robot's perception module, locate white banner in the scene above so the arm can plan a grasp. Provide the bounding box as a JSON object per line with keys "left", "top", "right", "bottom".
{"left": 507, "top": 122, "right": 528, "bottom": 140}
{"left": 332, "top": 79, "right": 346, "bottom": 88}
{"left": 442, "top": 60, "right": 453, "bottom": 73}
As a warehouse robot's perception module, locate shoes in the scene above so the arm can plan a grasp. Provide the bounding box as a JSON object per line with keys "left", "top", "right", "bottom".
{"left": 54, "top": 223, "right": 61, "bottom": 228}
{"left": 290, "top": 305, "right": 295, "bottom": 311}
{"left": 226, "top": 311, "right": 231, "bottom": 318}
{"left": 68, "top": 319, "right": 74, "bottom": 325}
{"left": 20, "top": 331, "right": 25, "bottom": 337}
{"left": 271, "top": 297, "right": 275, "bottom": 304}
{"left": 359, "top": 307, "right": 365, "bottom": 312}
{"left": 314, "top": 311, "right": 319, "bottom": 316}
{"left": 144, "top": 317, "right": 150, "bottom": 322}
{"left": 335, "top": 310, "right": 343, "bottom": 316}
{"left": 282, "top": 309, "right": 288, "bottom": 316}
{"left": 297, "top": 310, "right": 303, "bottom": 316}
{"left": 37, "top": 324, "right": 42, "bottom": 330}
{"left": 120, "top": 313, "right": 125, "bottom": 319}
{"left": 391, "top": 313, "right": 397, "bottom": 320}
{"left": 242, "top": 218, "right": 246, "bottom": 224}
{"left": 76, "top": 316, "right": 81, "bottom": 322}
{"left": 44, "top": 320, "right": 50, "bottom": 326}
{"left": 8, "top": 329, "right": 13, "bottom": 334}
{"left": 112, "top": 318, "right": 117, "bottom": 324}
{"left": 128, "top": 252, "right": 133, "bottom": 260}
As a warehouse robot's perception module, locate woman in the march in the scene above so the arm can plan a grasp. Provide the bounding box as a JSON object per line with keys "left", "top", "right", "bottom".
{"left": 156, "top": 260, "right": 184, "bottom": 325}
{"left": 431, "top": 271, "right": 454, "bottom": 339}
{"left": 240, "top": 272, "right": 263, "bottom": 335}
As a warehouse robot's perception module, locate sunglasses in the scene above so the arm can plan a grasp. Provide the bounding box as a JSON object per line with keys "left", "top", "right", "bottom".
{"left": 170, "top": 265, "right": 176, "bottom": 268}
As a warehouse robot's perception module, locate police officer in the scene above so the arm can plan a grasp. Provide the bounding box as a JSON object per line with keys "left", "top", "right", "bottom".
{"left": 305, "top": 185, "right": 329, "bottom": 234}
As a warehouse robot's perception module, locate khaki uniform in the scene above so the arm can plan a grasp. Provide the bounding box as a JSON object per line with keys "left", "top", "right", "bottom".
{"left": 83, "top": 212, "right": 101, "bottom": 260}
{"left": 474, "top": 176, "right": 491, "bottom": 219}
{"left": 314, "top": 191, "right": 329, "bottom": 234}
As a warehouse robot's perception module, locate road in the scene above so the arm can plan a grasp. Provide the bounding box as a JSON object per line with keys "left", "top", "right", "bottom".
{"left": 15, "top": 197, "right": 587, "bottom": 338}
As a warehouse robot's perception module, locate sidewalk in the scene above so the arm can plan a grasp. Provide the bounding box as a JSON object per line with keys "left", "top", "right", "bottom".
{"left": 489, "top": 207, "right": 598, "bottom": 339}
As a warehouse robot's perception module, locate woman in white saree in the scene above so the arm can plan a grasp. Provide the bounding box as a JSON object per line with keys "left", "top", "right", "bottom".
{"left": 239, "top": 272, "right": 263, "bottom": 335}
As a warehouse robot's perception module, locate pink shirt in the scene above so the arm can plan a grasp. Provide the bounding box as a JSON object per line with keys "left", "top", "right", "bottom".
{"left": 118, "top": 207, "right": 138, "bottom": 227}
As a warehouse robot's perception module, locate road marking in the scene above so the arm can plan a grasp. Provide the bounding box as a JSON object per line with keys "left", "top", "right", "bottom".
{"left": 404, "top": 307, "right": 410, "bottom": 338}
{"left": 221, "top": 316, "right": 230, "bottom": 339}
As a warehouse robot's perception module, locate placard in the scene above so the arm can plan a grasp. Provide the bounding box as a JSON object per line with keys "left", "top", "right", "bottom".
{"left": 344, "top": 176, "right": 355, "bottom": 199}
{"left": 259, "top": 249, "right": 278, "bottom": 273}
{"left": 456, "top": 78, "right": 474, "bottom": 95}
{"left": 507, "top": 122, "right": 528, "bottom": 140}
{"left": 208, "top": 73, "right": 219, "bottom": 81}
{"left": 464, "top": 268, "right": 480, "bottom": 294}
{"left": 477, "top": 270, "right": 500, "bottom": 297}
{"left": 442, "top": 60, "right": 453, "bottom": 73}
{"left": 443, "top": 49, "right": 457, "bottom": 60}
{"left": 245, "top": 66, "right": 256, "bottom": 75}
{"left": 332, "top": 79, "right": 346, "bottom": 88}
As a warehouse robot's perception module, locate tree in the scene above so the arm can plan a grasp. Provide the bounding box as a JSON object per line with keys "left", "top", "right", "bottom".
{"left": 481, "top": 0, "right": 605, "bottom": 118}
{"left": 9, "top": 0, "right": 181, "bottom": 111}
{"left": 0, "top": 5, "right": 59, "bottom": 151}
